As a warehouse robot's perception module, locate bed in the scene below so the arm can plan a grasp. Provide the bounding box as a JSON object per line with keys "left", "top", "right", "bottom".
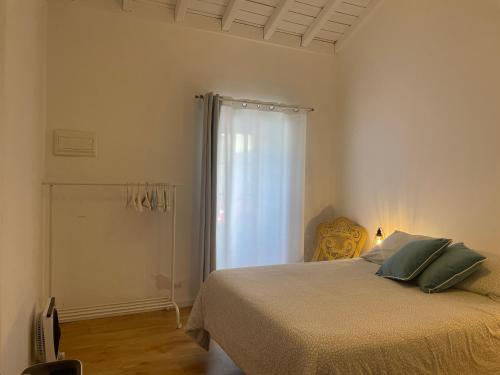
{"left": 186, "top": 258, "right": 500, "bottom": 374}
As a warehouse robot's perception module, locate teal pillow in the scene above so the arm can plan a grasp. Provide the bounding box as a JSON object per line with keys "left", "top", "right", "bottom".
{"left": 376, "top": 238, "right": 451, "bottom": 281}
{"left": 417, "top": 243, "right": 486, "bottom": 293}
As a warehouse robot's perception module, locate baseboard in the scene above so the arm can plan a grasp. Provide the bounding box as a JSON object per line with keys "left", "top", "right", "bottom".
{"left": 58, "top": 297, "right": 194, "bottom": 322}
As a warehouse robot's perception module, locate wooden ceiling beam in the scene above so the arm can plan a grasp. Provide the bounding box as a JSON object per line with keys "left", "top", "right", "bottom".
{"left": 301, "top": 0, "right": 342, "bottom": 47}
{"left": 175, "top": 0, "right": 189, "bottom": 23}
{"left": 263, "top": 0, "right": 294, "bottom": 40}
{"left": 222, "top": 0, "right": 244, "bottom": 31}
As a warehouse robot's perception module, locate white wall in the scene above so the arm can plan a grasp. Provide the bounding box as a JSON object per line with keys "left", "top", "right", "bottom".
{"left": 0, "top": 0, "right": 47, "bottom": 373}
{"left": 335, "top": 0, "right": 500, "bottom": 250}
{"left": 45, "top": 0, "right": 337, "bottom": 311}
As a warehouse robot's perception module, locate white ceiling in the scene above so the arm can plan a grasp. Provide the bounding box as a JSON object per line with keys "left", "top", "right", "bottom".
{"left": 122, "top": 0, "right": 379, "bottom": 50}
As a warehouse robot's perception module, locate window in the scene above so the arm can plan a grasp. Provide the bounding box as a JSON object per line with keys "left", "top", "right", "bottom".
{"left": 216, "top": 103, "right": 307, "bottom": 269}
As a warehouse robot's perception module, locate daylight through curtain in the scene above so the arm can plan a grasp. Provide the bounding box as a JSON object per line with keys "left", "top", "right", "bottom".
{"left": 216, "top": 104, "right": 306, "bottom": 270}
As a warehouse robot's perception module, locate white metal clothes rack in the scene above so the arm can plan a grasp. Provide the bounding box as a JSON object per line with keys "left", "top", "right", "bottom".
{"left": 43, "top": 181, "right": 182, "bottom": 329}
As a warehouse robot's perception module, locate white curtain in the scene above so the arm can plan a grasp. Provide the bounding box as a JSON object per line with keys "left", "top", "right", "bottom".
{"left": 216, "top": 104, "right": 307, "bottom": 270}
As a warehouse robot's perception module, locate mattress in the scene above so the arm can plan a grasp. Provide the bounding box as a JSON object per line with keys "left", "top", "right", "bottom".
{"left": 186, "top": 259, "right": 500, "bottom": 374}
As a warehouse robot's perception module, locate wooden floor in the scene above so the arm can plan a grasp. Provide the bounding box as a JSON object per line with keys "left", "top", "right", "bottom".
{"left": 60, "top": 308, "right": 244, "bottom": 375}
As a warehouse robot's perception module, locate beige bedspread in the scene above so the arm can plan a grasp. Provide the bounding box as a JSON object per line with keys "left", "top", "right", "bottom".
{"left": 186, "top": 259, "right": 500, "bottom": 374}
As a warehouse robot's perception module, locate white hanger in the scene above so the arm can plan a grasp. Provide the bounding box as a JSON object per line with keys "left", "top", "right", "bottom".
{"left": 142, "top": 182, "right": 152, "bottom": 211}
{"left": 166, "top": 185, "right": 171, "bottom": 212}
{"left": 158, "top": 184, "right": 166, "bottom": 212}
{"left": 135, "top": 183, "right": 143, "bottom": 212}
{"left": 125, "top": 183, "right": 133, "bottom": 209}
{"left": 151, "top": 184, "right": 158, "bottom": 211}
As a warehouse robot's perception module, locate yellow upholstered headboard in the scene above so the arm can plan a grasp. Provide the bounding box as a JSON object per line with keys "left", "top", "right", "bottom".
{"left": 312, "top": 217, "right": 368, "bottom": 261}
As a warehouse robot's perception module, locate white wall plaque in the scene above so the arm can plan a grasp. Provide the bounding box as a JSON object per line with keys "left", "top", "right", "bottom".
{"left": 53, "top": 129, "right": 96, "bottom": 157}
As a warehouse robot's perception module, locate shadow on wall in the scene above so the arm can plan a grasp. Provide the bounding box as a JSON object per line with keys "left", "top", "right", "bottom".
{"left": 0, "top": 304, "right": 37, "bottom": 375}
{"left": 304, "top": 205, "right": 337, "bottom": 261}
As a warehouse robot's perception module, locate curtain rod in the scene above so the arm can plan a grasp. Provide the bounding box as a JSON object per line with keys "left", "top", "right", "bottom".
{"left": 195, "top": 95, "right": 314, "bottom": 112}
{"left": 42, "top": 182, "right": 182, "bottom": 187}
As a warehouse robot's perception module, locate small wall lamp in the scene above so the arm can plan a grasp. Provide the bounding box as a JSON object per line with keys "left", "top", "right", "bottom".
{"left": 375, "top": 227, "right": 384, "bottom": 245}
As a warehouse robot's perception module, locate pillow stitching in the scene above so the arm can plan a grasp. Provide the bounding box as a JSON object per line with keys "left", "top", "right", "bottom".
{"left": 405, "top": 241, "right": 451, "bottom": 280}
{"left": 380, "top": 240, "right": 451, "bottom": 281}
{"left": 426, "top": 258, "right": 486, "bottom": 292}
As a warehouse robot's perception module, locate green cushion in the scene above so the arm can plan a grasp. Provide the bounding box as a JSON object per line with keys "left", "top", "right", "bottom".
{"left": 417, "top": 243, "right": 486, "bottom": 293}
{"left": 376, "top": 238, "right": 451, "bottom": 281}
